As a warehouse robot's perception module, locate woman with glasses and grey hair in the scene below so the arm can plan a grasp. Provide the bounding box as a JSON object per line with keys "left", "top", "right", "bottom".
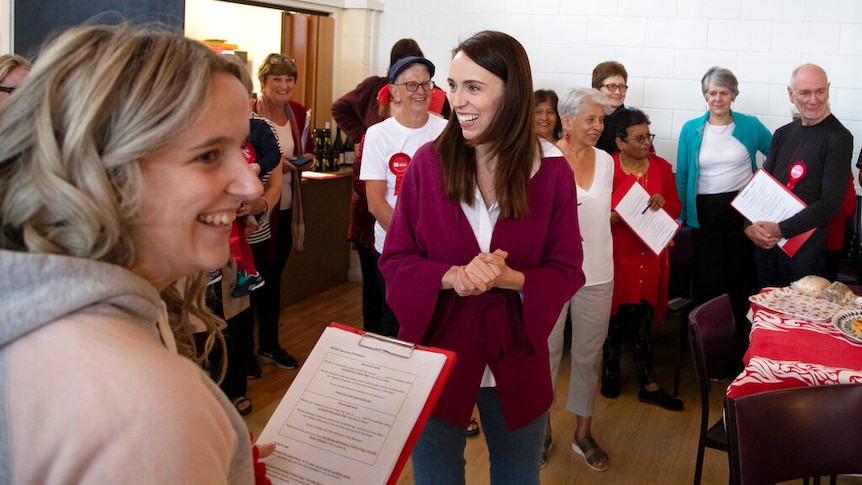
{"left": 676, "top": 67, "right": 772, "bottom": 352}
{"left": 359, "top": 56, "right": 447, "bottom": 338}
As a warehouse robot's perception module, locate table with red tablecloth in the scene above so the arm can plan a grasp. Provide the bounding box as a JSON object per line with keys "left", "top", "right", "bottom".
{"left": 726, "top": 301, "right": 862, "bottom": 399}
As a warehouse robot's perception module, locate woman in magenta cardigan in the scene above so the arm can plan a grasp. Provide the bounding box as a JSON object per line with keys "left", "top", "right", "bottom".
{"left": 379, "top": 31, "right": 584, "bottom": 485}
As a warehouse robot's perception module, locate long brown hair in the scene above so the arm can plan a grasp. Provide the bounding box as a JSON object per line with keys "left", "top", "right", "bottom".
{"left": 434, "top": 31, "right": 536, "bottom": 219}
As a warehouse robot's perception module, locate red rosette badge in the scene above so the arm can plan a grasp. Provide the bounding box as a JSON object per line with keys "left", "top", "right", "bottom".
{"left": 390, "top": 152, "right": 411, "bottom": 195}
{"left": 787, "top": 161, "right": 806, "bottom": 190}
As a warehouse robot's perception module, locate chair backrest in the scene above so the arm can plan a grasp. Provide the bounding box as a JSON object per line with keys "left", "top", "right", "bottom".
{"left": 725, "top": 383, "right": 862, "bottom": 485}
{"left": 688, "top": 294, "right": 738, "bottom": 388}
{"left": 669, "top": 225, "right": 695, "bottom": 299}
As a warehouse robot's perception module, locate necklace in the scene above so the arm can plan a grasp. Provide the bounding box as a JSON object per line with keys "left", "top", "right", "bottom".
{"left": 707, "top": 121, "right": 732, "bottom": 135}
{"left": 619, "top": 152, "right": 649, "bottom": 179}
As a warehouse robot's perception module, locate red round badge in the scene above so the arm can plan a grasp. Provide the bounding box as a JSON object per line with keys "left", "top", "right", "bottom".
{"left": 787, "top": 161, "right": 807, "bottom": 190}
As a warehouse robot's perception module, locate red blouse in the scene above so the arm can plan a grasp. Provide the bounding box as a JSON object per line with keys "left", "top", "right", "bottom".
{"left": 610, "top": 153, "right": 682, "bottom": 323}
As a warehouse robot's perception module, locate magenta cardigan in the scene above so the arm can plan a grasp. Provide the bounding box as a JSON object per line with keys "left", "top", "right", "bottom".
{"left": 379, "top": 142, "right": 585, "bottom": 430}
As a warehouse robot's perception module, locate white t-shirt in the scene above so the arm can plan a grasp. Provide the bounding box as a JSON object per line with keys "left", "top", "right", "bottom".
{"left": 697, "top": 122, "right": 754, "bottom": 195}
{"left": 360, "top": 115, "right": 448, "bottom": 253}
{"left": 575, "top": 148, "right": 615, "bottom": 286}
{"left": 272, "top": 121, "right": 295, "bottom": 210}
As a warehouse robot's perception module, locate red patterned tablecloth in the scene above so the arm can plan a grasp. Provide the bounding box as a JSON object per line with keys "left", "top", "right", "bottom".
{"left": 726, "top": 302, "right": 862, "bottom": 399}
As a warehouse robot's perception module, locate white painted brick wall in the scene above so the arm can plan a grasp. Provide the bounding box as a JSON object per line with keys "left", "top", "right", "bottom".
{"left": 338, "top": 0, "right": 862, "bottom": 171}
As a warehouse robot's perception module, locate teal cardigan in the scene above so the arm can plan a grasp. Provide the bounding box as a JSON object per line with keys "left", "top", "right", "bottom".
{"left": 676, "top": 110, "right": 772, "bottom": 228}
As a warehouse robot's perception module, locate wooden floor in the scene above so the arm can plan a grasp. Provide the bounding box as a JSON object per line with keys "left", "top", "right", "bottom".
{"left": 243, "top": 281, "right": 861, "bottom": 485}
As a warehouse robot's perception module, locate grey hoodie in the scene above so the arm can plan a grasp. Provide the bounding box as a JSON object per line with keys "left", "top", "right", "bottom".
{"left": 0, "top": 249, "right": 254, "bottom": 483}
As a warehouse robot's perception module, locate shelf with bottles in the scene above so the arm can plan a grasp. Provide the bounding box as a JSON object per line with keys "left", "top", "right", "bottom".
{"left": 312, "top": 121, "right": 354, "bottom": 171}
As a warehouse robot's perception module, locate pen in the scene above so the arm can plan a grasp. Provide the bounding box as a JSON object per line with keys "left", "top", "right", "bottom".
{"left": 640, "top": 204, "right": 650, "bottom": 215}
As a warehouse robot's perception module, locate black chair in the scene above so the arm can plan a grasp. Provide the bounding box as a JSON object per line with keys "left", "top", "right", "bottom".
{"left": 668, "top": 225, "right": 696, "bottom": 396}
{"left": 725, "top": 383, "right": 862, "bottom": 485}
{"left": 687, "top": 293, "right": 738, "bottom": 485}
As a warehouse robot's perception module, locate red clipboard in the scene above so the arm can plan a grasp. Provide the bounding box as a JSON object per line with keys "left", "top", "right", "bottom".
{"left": 611, "top": 174, "right": 681, "bottom": 256}
{"left": 730, "top": 168, "right": 815, "bottom": 257}
{"left": 327, "top": 322, "right": 456, "bottom": 485}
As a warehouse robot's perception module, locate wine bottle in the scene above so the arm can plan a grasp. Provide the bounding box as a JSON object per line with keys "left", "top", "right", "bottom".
{"left": 343, "top": 134, "right": 355, "bottom": 165}
{"left": 333, "top": 125, "right": 344, "bottom": 169}
{"left": 312, "top": 128, "right": 323, "bottom": 172}
{"left": 322, "top": 122, "right": 333, "bottom": 172}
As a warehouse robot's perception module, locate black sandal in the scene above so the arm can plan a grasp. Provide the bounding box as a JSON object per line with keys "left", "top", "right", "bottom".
{"left": 466, "top": 417, "right": 480, "bottom": 437}
{"left": 232, "top": 396, "right": 253, "bottom": 416}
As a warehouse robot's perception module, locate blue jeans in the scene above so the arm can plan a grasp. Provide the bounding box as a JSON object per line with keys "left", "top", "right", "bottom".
{"left": 371, "top": 250, "right": 400, "bottom": 337}
{"left": 411, "top": 387, "right": 547, "bottom": 485}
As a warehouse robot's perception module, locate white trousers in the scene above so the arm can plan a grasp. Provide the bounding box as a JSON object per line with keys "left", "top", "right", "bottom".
{"left": 547, "top": 280, "right": 613, "bottom": 417}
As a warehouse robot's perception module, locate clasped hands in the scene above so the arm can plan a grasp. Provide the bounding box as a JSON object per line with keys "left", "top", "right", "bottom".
{"left": 744, "top": 221, "right": 782, "bottom": 249}
{"left": 447, "top": 249, "right": 515, "bottom": 297}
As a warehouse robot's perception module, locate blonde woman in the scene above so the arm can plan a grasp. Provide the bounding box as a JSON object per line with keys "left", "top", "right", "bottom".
{"left": 0, "top": 24, "right": 262, "bottom": 483}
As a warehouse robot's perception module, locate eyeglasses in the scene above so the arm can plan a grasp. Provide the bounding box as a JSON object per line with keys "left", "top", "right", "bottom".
{"left": 626, "top": 133, "right": 655, "bottom": 144}
{"left": 392, "top": 80, "right": 435, "bottom": 92}
{"left": 266, "top": 54, "right": 296, "bottom": 66}
{"left": 601, "top": 83, "right": 628, "bottom": 93}
{"left": 0, "top": 86, "right": 15, "bottom": 94}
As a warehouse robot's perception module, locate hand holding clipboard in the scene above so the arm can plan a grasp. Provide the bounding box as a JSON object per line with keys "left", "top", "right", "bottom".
{"left": 731, "top": 168, "right": 815, "bottom": 257}
{"left": 256, "top": 323, "right": 455, "bottom": 485}
{"left": 611, "top": 175, "right": 680, "bottom": 256}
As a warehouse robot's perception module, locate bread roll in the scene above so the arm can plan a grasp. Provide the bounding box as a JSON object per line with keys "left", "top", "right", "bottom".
{"left": 790, "top": 275, "right": 831, "bottom": 297}
{"left": 821, "top": 281, "right": 856, "bottom": 305}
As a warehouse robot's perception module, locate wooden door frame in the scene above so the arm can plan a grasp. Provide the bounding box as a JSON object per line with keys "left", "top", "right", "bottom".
{"left": 282, "top": 11, "right": 333, "bottom": 134}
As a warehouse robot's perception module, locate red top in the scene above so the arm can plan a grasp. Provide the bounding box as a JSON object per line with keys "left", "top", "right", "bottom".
{"left": 610, "top": 153, "right": 682, "bottom": 323}
{"left": 826, "top": 177, "right": 857, "bottom": 251}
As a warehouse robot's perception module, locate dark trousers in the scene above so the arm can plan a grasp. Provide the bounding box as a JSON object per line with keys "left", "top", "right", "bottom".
{"left": 246, "top": 208, "right": 293, "bottom": 360}
{"left": 603, "top": 302, "right": 656, "bottom": 386}
{"left": 357, "top": 245, "right": 384, "bottom": 332}
{"left": 203, "top": 284, "right": 248, "bottom": 399}
{"left": 693, "top": 192, "right": 757, "bottom": 352}
{"left": 754, "top": 230, "right": 827, "bottom": 289}
{"left": 371, "top": 250, "right": 400, "bottom": 337}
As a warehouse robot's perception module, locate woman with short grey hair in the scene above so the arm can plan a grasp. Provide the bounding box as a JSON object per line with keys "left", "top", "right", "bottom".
{"left": 546, "top": 87, "right": 614, "bottom": 472}
{"left": 676, "top": 66, "right": 772, "bottom": 354}
{"left": 701, "top": 66, "right": 740, "bottom": 98}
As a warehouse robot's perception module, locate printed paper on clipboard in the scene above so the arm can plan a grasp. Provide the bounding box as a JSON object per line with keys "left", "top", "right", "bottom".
{"left": 611, "top": 175, "right": 680, "bottom": 256}
{"left": 256, "top": 322, "right": 455, "bottom": 485}
{"left": 730, "top": 168, "right": 815, "bottom": 257}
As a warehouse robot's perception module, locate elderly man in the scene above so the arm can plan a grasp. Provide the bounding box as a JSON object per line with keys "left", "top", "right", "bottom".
{"left": 745, "top": 64, "right": 853, "bottom": 288}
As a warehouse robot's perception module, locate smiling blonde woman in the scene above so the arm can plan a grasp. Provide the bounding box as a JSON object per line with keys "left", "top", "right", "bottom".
{"left": 0, "top": 23, "right": 262, "bottom": 483}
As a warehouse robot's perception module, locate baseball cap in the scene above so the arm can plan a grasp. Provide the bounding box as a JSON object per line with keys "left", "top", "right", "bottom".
{"left": 388, "top": 56, "right": 435, "bottom": 84}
